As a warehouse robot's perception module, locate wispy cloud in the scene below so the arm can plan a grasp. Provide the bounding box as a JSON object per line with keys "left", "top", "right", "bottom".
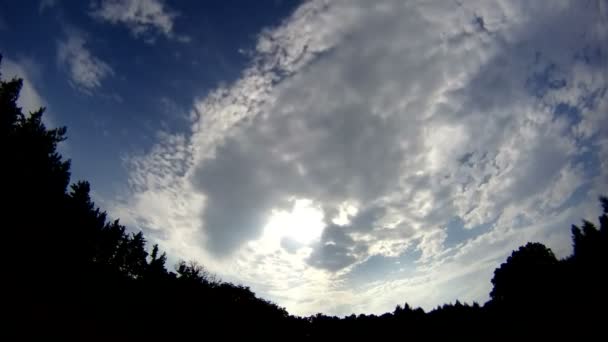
{"left": 2, "top": 57, "right": 46, "bottom": 115}
{"left": 39, "top": 0, "right": 57, "bottom": 13}
{"left": 1, "top": 56, "right": 67, "bottom": 145}
{"left": 110, "top": 0, "right": 608, "bottom": 316}
{"left": 57, "top": 30, "right": 114, "bottom": 94}
{"left": 89, "top": 0, "right": 188, "bottom": 43}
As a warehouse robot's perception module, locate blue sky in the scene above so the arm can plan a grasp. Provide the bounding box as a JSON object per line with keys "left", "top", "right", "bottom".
{"left": 1, "top": 0, "right": 607, "bottom": 316}
{"left": 0, "top": 0, "right": 300, "bottom": 200}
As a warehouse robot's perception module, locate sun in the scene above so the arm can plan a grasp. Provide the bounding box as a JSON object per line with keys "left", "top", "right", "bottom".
{"left": 266, "top": 199, "right": 326, "bottom": 244}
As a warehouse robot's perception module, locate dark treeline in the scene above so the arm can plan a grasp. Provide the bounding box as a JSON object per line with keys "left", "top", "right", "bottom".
{"left": 3, "top": 56, "right": 607, "bottom": 340}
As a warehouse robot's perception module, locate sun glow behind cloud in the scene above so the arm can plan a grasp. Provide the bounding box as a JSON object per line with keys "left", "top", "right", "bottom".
{"left": 265, "top": 199, "right": 326, "bottom": 245}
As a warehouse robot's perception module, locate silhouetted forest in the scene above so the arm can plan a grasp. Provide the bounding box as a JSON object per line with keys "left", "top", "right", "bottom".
{"left": 3, "top": 56, "right": 607, "bottom": 340}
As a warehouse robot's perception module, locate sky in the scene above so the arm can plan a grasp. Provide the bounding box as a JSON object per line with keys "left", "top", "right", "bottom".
{"left": 1, "top": 0, "right": 607, "bottom": 317}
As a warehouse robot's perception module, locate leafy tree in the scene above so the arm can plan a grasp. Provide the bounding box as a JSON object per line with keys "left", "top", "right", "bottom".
{"left": 490, "top": 242, "right": 558, "bottom": 305}
{"left": 176, "top": 260, "right": 213, "bottom": 285}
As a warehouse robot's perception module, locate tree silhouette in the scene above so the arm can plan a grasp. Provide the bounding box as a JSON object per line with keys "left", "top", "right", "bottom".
{"left": 176, "top": 260, "right": 214, "bottom": 285}
{"left": 146, "top": 244, "right": 168, "bottom": 280}
{"left": 490, "top": 242, "right": 559, "bottom": 305}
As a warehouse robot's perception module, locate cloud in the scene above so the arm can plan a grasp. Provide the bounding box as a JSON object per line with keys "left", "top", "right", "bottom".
{"left": 2, "top": 57, "right": 46, "bottom": 114}
{"left": 89, "top": 0, "right": 187, "bottom": 42}
{"left": 111, "top": 0, "right": 608, "bottom": 316}
{"left": 308, "top": 224, "right": 361, "bottom": 271}
{"left": 39, "top": 0, "right": 57, "bottom": 13}
{"left": 1, "top": 56, "right": 62, "bottom": 135}
{"left": 57, "top": 30, "right": 114, "bottom": 94}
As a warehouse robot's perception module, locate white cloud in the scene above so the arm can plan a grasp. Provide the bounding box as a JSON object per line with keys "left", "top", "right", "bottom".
{"left": 90, "top": 0, "right": 186, "bottom": 42}
{"left": 2, "top": 57, "right": 46, "bottom": 115}
{"left": 1, "top": 56, "right": 68, "bottom": 159}
{"left": 57, "top": 31, "right": 114, "bottom": 94}
{"left": 111, "top": 0, "right": 608, "bottom": 316}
